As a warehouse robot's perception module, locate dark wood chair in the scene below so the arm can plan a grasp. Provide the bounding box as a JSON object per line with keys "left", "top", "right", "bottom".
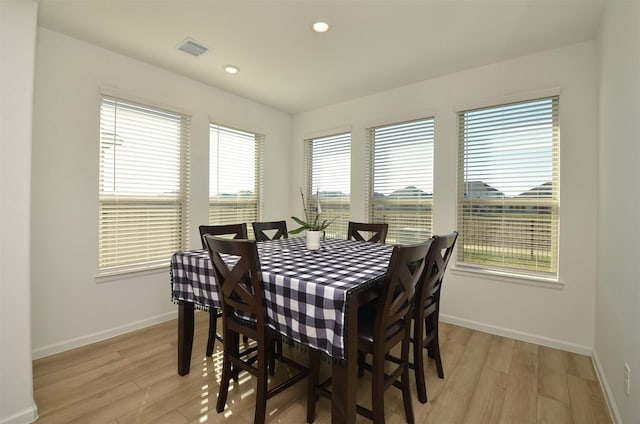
{"left": 307, "top": 240, "right": 431, "bottom": 424}
{"left": 204, "top": 235, "right": 308, "bottom": 424}
{"left": 252, "top": 220, "right": 288, "bottom": 242}
{"left": 199, "top": 223, "right": 247, "bottom": 247}
{"left": 411, "top": 231, "right": 458, "bottom": 403}
{"left": 347, "top": 221, "right": 389, "bottom": 243}
{"left": 198, "top": 223, "right": 248, "bottom": 356}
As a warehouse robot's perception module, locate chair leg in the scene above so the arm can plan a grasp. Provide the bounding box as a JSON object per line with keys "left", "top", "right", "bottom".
{"left": 371, "top": 349, "right": 386, "bottom": 424}
{"left": 271, "top": 339, "right": 283, "bottom": 375}
{"left": 307, "top": 354, "right": 321, "bottom": 423}
{"left": 357, "top": 351, "right": 366, "bottom": 377}
{"left": 253, "top": 342, "right": 268, "bottom": 424}
{"left": 228, "top": 332, "right": 241, "bottom": 382}
{"left": 401, "top": 336, "right": 415, "bottom": 424}
{"left": 268, "top": 338, "right": 276, "bottom": 376}
{"left": 431, "top": 330, "right": 444, "bottom": 378}
{"left": 206, "top": 309, "right": 218, "bottom": 356}
{"left": 413, "top": 315, "right": 428, "bottom": 404}
{"left": 426, "top": 314, "right": 444, "bottom": 379}
{"left": 216, "top": 329, "right": 234, "bottom": 413}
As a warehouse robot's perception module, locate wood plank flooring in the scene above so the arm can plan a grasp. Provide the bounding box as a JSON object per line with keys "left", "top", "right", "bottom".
{"left": 32, "top": 312, "right": 611, "bottom": 423}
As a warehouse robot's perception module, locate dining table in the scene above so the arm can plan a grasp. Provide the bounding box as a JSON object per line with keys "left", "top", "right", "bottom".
{"left": 170, "top": 236, "right": 394, "bottom": 423}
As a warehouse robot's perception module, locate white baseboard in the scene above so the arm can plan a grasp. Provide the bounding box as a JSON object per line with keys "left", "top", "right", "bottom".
{"left": 440, "top": 314, "right": 593, "bottom": 356}
{"left": 31, "top": 311, "right": 177, "bottom": 360}
{"left": 592, "top": 351, "right": 623, "bottom": 424}
{"left": 0, "top": 403, "right": 38, "bottom": 424}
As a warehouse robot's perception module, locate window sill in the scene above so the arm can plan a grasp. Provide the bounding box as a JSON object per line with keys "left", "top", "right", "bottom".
{"left": 450, "top": 266, "right": 564, "bottom": 289}
{"left": 95, "top": 265, "right": 169, "bottom": 284}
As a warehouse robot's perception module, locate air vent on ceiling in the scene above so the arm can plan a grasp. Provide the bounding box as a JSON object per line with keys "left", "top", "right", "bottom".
{"left": 177, "top": 38, "right": 209, "bottom": 57}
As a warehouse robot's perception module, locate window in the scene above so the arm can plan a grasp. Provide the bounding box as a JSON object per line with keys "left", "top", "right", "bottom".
{"left": 209, "top": 124, "right": 263, "bottom": 235}
{"left": 457, "top": 96, "right": 559, "bottom": 278}
{"left": 99, "top": 96, "right": 190, "bottom": 275}
{"left": 367, "top": 118, "right": 434, "bottom": 244}
{"left": 304, "top": 132, "right": 351, "bottom": 238}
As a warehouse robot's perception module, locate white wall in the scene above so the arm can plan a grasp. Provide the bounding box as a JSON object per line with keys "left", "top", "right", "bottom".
{"left": 596, "top": 3, "right": 640, "bottom": 423}
{"left": 29, "top": 17, "right": 609, "bottom": 415}
{"left": 30, "top": 28, "right": 292, "bottom": 356}
{"left": 293, "top": 41, "right": 599, "bottom": 354}
{"left": 0, "top": 2, "right": 39, "bottom": 423}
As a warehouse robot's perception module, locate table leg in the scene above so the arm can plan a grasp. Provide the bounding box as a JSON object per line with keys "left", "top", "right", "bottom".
{"left": 178, "top": 301, "right": 194, "bottom": 376}
{"left": 331, "top": 294, "right": 358, "bottom": 423}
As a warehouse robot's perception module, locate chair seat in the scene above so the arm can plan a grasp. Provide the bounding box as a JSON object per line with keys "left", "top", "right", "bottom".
{"left": 423, "top": 296, "right": 435, "bottom": 308}
{"left": 229, "top": 312, "right": 258, "bottom": 328}
{"left": 421, "top": 296, "right": 436, "bottom": 317}
{"left": 358, "top": 302, "right": 404, "bottom": 344}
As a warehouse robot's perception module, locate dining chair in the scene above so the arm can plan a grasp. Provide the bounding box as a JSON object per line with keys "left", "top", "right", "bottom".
{"left": 252, "top": 220, "right": 288, "bottom": 242}
{"left": 204, "top": 235, "right": 308, "bottom": 424}
{"left": 198, "top": 223, "right": 248, "bottom": 356}
{"left": 199, "top": 223, "right": 248, "bottom": 247}
{"left": 307, "top": 240, "right": 431, "bottom": 424}
{"left": 411, "top": 231, "right": 458, "bottom": 403}
{"left": 347, "top": 221, "right": 389, "bottom": 243}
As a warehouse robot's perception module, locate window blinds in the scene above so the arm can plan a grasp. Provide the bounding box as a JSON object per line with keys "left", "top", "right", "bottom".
{"left": 305, "top": 132, "right": 351, "bottom": 238}
{"left": 99, "top": 96, "right": 190, "bottom": 275}
{"left": 367, "top": 118, "right": 434, "bottom": 244}
{"left": 209, "top": 124, "right": 263, "bottom": 235}
{"left": 457, "top": 96, "right": 559, "bottom": 276}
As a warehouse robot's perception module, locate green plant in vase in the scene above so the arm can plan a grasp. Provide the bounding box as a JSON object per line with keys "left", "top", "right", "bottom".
{"left": 290, "top": 188, "right": 336, "bottom": 236}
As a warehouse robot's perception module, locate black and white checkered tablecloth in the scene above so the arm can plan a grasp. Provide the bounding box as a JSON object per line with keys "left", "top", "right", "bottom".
{"left": 171, "top": 236, "right": 394, "bottom": 360}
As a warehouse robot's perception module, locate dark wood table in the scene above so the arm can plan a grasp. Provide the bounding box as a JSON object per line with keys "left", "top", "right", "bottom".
{"left": 171, "top": 237, "right": 393, "bottom": 423}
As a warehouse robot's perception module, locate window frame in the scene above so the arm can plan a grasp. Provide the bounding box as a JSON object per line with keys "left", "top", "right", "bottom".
{"left": 456, "top": 95, "right": 560, "bottom": 281}
{"left": 303, "top": 132, "right": 351, "bottom": 239}
{"left": 97, "top": 95, "right": 190, "bottom": 278}
{"left": 366, "top": 117, "right": 435, "bottom": 245}
{"left": 208, "top": 123, "right": 264, "bottom": 237}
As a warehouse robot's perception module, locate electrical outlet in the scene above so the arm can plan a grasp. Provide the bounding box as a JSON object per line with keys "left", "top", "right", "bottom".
{"left": 624, "top": 363, "right": 631, "bottom": 396}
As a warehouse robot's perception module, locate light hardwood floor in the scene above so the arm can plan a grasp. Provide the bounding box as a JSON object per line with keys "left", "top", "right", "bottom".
{"left": 33, "top": 312, "right": 611, "bottom": 423}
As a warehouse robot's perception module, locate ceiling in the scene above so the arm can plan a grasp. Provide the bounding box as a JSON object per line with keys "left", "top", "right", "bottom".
{"left": 37, "top": 0, "right": 605, "bottom": 114}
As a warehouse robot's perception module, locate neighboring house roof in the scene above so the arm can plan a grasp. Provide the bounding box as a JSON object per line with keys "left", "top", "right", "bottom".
{"left": 464, "top": 181, "right": 504, "bottom": 198}
{"left": 316, "top": 190, "right": 349, "bottom": 198}
{"left": 388, "top": 185, "right": 432, "bottom": 198}
{"left": 518, "top": 182, "right": 553, "bottom": 197}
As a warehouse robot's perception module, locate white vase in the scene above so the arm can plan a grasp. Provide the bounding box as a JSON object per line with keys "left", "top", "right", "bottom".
{"left": 306, "top": 230, "right": 321, "bottom": 250}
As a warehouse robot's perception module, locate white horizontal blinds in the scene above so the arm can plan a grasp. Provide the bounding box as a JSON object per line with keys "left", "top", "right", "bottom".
{"left": 367, "top": 118, "right": 434, "bottom": 244}
{"left": 306, "top": 132, "right": 351, "bottom": 238}
{"left": 209, "top": 124, "right": 262, "bottom": 237}
{"left": 457, "top": 96, "right": 559, "bottom": 276}
{"left": 99, "top": 96, "right": 190, "bottom": 274}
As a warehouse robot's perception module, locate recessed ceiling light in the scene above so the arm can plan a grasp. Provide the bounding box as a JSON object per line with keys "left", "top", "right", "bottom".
{"left": 223, "top": 65, "right": 239, "bottom": 74}
{"left": 312, "top": 21, "right": 330, "bottom": 33}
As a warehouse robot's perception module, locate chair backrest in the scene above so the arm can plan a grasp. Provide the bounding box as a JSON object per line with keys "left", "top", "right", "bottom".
{"left": 252, "top": 220, "right": 288, "bottom": 242}
{"left": 203, "top": 235, "right": 265, "bottom": 326}
{"left": 375, "top": 240, "right": 431, "bottom": 339}
{"left": 417, "top": 231, "right": 458, "bottom": 307}
{"left": 198, "top": 223, "right": 248, "bottom": 248}
{"left": 347, "top": 221, "right": 389, "bottom": 243}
